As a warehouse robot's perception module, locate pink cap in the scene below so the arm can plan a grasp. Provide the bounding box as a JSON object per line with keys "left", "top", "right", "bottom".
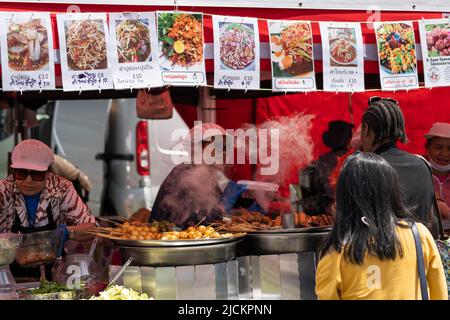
{"left": 11, "top": 139, "right": 54, "bottom": 171}
{"left": 424, "top": 122, "right": 450, "bottom": 140}
{"left": 187, "top": 123, "right": 229, "bottom": 143}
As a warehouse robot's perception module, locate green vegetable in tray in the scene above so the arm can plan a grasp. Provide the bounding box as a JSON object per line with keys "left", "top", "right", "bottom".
{"left": 29, "top": 280, "right": 72, "bottom": 294}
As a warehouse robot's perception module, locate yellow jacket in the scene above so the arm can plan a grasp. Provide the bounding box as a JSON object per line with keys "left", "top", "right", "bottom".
{"left": 316, "top": 222, "right": 448, "bottom": 300}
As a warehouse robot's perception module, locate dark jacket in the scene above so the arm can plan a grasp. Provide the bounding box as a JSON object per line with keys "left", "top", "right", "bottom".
{"left": 375, "top": 142, "right": 435, "bottom": 223}
{"left": 150, "top": 164, "right": 223, "bottom": 228}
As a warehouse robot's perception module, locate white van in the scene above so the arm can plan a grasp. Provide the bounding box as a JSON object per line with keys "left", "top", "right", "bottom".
{"left": 47, "top": 98, "right": 189, "bottom": 217}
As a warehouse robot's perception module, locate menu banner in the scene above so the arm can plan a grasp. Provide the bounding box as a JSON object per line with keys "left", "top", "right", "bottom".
{"left": 319, "top": 22, "right": 365, "bottom": 92}
{"left": 268, "top": 20, "right": 316, "bottom": 92}
{"left": 374, "top": 21, "right": 419, "bottom": 91}
{"left": 419, "top": 18, "right": 450, "bottom": 88}
{"left": 109, "top": 12, "right": 162, "bottom": 89}
{"left": 157, "top": 11, "right": 206, "bottom": 86}
{"left": 213, "top": 15, "right": 260, "bottom": 90}
{"left": 0, "top": 12, "right": 55, "bottom": 91}
{"left": 57, "top": 13, "right": 114, "bottom": 92}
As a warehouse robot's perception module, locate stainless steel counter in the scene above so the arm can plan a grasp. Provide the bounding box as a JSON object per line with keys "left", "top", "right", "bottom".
{"left": 110, "top": 230, "right": 328, "bottom": 300}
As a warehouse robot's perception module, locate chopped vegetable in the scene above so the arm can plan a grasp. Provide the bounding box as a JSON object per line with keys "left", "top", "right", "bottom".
{"left": 116, "top": 19, "right": 151, "bottom": 63}
{"left": 220, "top": 23, "right": 255, "bottom": 70}
{"left": 29, "top": 280, "right": 72, "bottom": 294}
{"left": 90, "top": 285, "right": 152, "bottom": 300}
{"left": 65, "top": 19, "right": 107, "bottom": 70}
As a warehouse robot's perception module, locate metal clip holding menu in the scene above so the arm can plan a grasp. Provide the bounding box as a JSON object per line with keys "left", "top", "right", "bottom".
{"left": 57, "top": 12, "right": 114, "bottom": 92}
{"left": 109, "top": 12, "right": 162, "bottom": 90}
{"left": 0, "top": 12, "right": 56, "bottom": 91}
{"left": 213, "top": 15, "right": 260, "bottom": 91}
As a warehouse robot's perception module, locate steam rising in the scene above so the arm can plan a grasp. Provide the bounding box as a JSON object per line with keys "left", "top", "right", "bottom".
{"left": 158, "top": 164, "right": 223, "bottom": 226}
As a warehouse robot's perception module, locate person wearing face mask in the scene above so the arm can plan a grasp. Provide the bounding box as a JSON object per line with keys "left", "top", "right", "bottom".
{"left": 425, "top": 123, "right": 450, "bottom": 219}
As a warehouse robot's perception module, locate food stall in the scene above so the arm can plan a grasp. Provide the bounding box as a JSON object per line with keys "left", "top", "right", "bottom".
{"left": 0, "top": 0, "right": 450, "bottom": 301}
{"left": 90, "top": 211, "right": 332, "bottom": 300}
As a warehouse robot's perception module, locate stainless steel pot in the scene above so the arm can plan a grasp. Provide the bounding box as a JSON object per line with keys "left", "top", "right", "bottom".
{"left": 237, "top": 229, "right": 330, "bottom": 256}
{"left": 113, "top": 236, "right": 245, "bottom": 267}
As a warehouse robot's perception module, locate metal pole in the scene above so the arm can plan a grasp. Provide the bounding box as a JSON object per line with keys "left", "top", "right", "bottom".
{"left": 198, "top": 87, "right": 217, "bottom": 123}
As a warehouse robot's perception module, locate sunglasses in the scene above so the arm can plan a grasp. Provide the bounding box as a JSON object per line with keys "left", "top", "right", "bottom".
{"left": 368, "top": 96, "right": 399, "bottom": 106}
{"left": 14, "top": 169, "right": 47, "bottom": 181}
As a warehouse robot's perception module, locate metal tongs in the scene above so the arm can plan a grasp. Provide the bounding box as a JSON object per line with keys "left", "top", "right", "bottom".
{"left": 105, "top": 257, "right": 133, "bottom": 290}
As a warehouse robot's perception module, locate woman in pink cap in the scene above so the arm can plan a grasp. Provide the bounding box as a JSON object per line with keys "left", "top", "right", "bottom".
{"left": 0, "top": 139, "right": 96, "bottom": 279}
{"left": 425, "top": 123, "right": 450, "bottom": 219}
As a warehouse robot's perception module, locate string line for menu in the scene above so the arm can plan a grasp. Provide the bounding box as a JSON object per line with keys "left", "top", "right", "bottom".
{"left": 0, "top": 83, "right": 435, "bottom": 94}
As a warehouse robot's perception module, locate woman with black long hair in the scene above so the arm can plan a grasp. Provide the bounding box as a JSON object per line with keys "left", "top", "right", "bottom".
{"left": 315, "top": 152, "right": 447, "bottom": 300}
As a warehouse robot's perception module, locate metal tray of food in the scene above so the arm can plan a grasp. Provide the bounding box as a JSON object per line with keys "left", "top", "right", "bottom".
{"left": 246, "top": 226, "right": 332, "bottom": 234}
{"left": 118, "top": 238, "right": 243, "bottom": 267}
{"left": 237, "top": 229, "right": 330, "bottom": 256}
{"left": 111, "top": 233, "right": 246, "bottom": 248}
{"left": 20, "top": 290, "right": 79, "bottom": 300}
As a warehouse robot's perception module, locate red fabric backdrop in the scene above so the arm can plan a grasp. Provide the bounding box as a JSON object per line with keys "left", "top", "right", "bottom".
{"left": 251, "top": 87, "right": 450, "bottom": 192}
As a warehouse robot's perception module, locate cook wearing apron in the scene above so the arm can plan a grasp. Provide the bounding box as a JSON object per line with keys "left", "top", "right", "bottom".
{"left": 10, "top": 205, "right": 58, "bottom": 280}
{"left": 0, "top": 139, "right": 96, "bottom": 281}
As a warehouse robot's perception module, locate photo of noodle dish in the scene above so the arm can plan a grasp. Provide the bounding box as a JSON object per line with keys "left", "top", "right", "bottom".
{"left": 116, "top": 19, "right": 151, "bottom": 63}
{"left": 270, "top": 22, "right": 313, "bottom": 77}
{"left": 65, "top": 19, "right": 108, "bottom": 71}
{"left": 219, "top": 22, "right": 256, "bottom": 71}
{"left": 7, "top": 19, "right": 49, "bottom": 71}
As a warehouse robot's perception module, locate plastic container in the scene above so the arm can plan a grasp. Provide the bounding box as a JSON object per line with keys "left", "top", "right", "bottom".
{"left": 0, "top": 233, "right": 22, "bottom": 266}
{"left": 16, "top": 230, "right": 61, "bottom": 267}
{"left": 55, "top": 253, "right": 107, "bottom": 297}
{"left": 237, "top": 180, "right": 279, "bottom": 192}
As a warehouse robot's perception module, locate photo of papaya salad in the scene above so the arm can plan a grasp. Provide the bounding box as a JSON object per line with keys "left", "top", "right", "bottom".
{"left": 376, "top": 22, "right": 417, "bottom": 74}
{"left": 269, "top": 21, "right": 313, "bottom": 77}
{"left": 158, "top": 12, "right": 203, "bottom": 69}
{"left": 116, "top": 19, "right": 151, "bottom": 63}
{"left": 7, "top": 18, "right": 49, "bottom": 71}
{"left": 65, "top": 19, "right": 108, "bottom": 71}
{"left": 219, "top": 22, "right": 256, "bottom": 70}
